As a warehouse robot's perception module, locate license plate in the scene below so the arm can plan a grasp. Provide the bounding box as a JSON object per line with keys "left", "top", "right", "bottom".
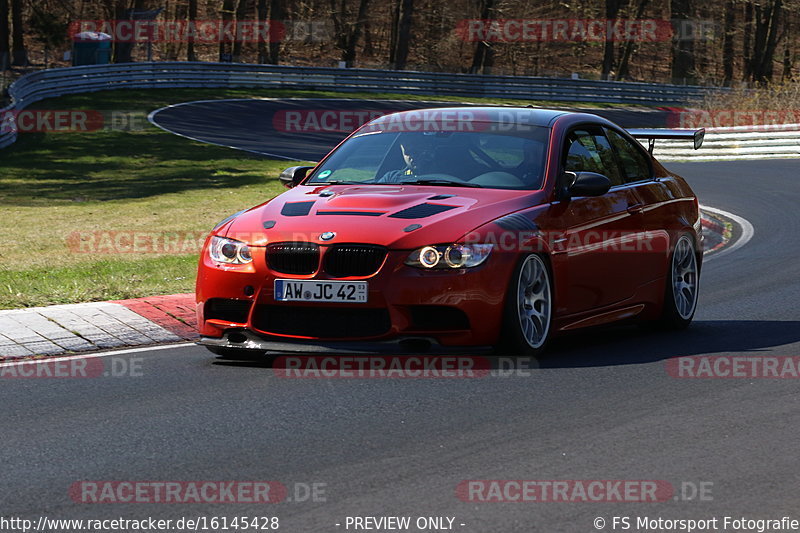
{"left": 274, "top": 279, "right": 368, "bottom": 303}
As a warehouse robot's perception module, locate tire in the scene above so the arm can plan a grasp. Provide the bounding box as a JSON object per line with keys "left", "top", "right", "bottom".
{"left": 496, "top": 254, "right": 554, "bottom": 357}
{"left": 659, "top": 233, "right": 700, "bottom": 329}
{"left": 204, "top": 345, "right": 267, "bottom": 360}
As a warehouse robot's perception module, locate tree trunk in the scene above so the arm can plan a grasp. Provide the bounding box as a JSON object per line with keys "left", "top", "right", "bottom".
{"left": 601, "top": 0, "right": 622, "bottom": 80}
{"left": 219, "top": 0, "right": 236, "bottom": 61}
{"left": 362, "top": 18, "right": 373, "bottom": 57}
{"left": 268, "top": 0, "right": 285, "bottom": 64}
{"left": 617, "top": 0, "right": 650, "bottom": 81}
{"left": 0, "top": 0, "right": 9, "bottom": 70}
{"left": 783, "top": 42, "right": 793, "bottom": 81}
{"left": 722, "top": 0, "right": 735, "bottom": 85}
{"left": 746, "top": 0, "right": 783, "bottom": 83}
{"left": 112, "top": 0, "right": 133, "bottom": 63}
{"left": 755, "top": 0, "right": 782, "bottom": 82}
{"left": 187, "top": 0, "right": 198, "bottom": 61}
{"left": 389, "top": 0, "right": 414, "bottom": 70}
{"left": 232, "top": 0, "right": 250, "bottom": 62}
{"left": 341, "top": 0, "right": 370, "bottom": 66}
{"left": 742, "top": 2, "right": 753, "bottom": 80}
{"left": 10, "top": 0, "right": 26, "bottom": 66}
{"left": 469, "top": 0, "right": 496, "bottom": 74}
{"left": 670, "top": 0, "right": 695, "bottom": 83}
{"left": 256, "top": 0, "right": 267, "bottom": 63}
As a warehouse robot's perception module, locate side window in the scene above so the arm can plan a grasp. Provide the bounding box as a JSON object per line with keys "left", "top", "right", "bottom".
{"left": 606, "top": 129, "right": 652, "bottom": 183}
{"left": 563, "top": 129, "right": 624, "bottom": 187}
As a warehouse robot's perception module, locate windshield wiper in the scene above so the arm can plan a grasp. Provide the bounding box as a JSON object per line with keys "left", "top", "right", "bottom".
{"left": 399, "top": 179, "right": 482, "bottom": 188}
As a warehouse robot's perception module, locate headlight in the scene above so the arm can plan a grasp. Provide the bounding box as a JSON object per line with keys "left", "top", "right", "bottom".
{"left": 209, "top": 236, "right": 253, "bottom": 265}
{"left": 405, "top": 244, "right": 493, "bottom": 269}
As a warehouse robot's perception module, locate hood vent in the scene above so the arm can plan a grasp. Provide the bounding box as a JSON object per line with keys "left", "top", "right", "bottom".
{"left": 281, "top": 201, "right": 315, "bottom": 217}
{"left": 316, "top": 210, "right": 385, "bottom": 217}
{"left": 389, "top": 203, "right": 457, "bottom": 219}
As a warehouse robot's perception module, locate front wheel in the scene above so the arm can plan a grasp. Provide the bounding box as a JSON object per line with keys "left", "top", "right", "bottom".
{"left": 659, "top": 233, "right": 700, "bottom": 329}
{"left": 497, "top": 254, "right": 553, "bottom": 356}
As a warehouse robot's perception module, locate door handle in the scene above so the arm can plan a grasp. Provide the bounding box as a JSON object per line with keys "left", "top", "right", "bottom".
{"left": 627, "top": 204, "right": 644, "bottom": 214}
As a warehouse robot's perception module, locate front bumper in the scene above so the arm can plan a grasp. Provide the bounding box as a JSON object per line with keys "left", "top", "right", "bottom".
{"left": 196, "top": 249, "right": 517, "bottom": 346}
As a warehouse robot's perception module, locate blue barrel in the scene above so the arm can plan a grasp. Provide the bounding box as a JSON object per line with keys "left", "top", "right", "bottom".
{"left": 72, "top": 32, "right": 112, "bottom": 66}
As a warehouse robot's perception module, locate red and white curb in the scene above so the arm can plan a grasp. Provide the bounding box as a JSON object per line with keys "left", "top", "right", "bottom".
{"left": 0, "top": 294, "right": 195, "bottom": 361}
{"left": 700, "top": 205, "right": 755, "bottom": 262}
{"left": 0, "top": 207, "right": 753, "bottom": 360}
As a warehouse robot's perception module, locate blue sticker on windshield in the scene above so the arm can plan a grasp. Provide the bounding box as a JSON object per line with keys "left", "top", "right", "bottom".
{"left": 318, "top": 170, "right": 332, "bottom": 179}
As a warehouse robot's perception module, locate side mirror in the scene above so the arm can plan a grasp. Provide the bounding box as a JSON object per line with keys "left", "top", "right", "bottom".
{"left": 563, "top": 171, "right": 611, "bottom": 198}
{"left": 278, "top": 166, "right": 313, "bottom": 188}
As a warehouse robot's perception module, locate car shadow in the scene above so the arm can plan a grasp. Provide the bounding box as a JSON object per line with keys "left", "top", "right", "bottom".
{"left": 536, "top": 319, "right": 800, "bottom": 369}
{"left": 211, "top": 320, "right": 800, "bottom": 371}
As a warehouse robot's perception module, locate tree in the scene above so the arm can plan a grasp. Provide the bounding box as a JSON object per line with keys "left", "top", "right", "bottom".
{"left": 219, "top": 0, "right": 236, "bottom": 61}
{"left": 469, "top": 0, "right": 496, "bottom": 75}
{"left": 0, "top": 0, "right": 9, "bottom": 70}
{"left": 268, "top": 0, "right": 285, "bottom": 64}
{"left": 389, "top": 0, "right": 413, "bottom": 70}
{"left": 330, "top": 0, "right": 370, "bottom": 67}
{"left": 187, "top": 0, "right": 198, "bottom": 61}
{"left": 10, "top": 0, "right": 26, "bottom": 66}
{"left": 670, "top": 0, "right": 695, "bottom": 82}
{"left": 602, "top": 0, "right": 623, "bottom": 80}
{"left": 232, "top": 0, "right": 251, "bottom": 62}
{"left": 722, "top": 0, "right": 736, "bottom": 85}
{"left": 112, "top": 0, "right": 149, "bottom": 64}
{"left": 257, "top": 0, "right": 268, "bottom": 63}
{"left": 28, "top": 7, "right": 68, "bottom": 68}
{"left": 617, "top": 0, "right": 651, "bottom": 80}
{"left": 745, "top": 0, "right": 784, "bottom": 82}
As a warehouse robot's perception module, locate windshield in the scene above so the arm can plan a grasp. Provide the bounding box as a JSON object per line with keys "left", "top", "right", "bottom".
{"left": 306, "top": 126, "right": 550, "bottom": 190}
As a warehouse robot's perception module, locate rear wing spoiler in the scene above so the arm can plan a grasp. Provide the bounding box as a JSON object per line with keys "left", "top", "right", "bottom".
{"left": 626, "top": 128, "right": 705, "bottom": 153}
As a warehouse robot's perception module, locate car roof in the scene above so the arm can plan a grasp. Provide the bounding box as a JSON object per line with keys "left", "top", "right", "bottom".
{"left": 366, "top": 106, "right": 571, "bottom": 128}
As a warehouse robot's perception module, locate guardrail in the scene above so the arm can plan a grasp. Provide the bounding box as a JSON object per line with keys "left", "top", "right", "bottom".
{"left": 655, "top": 125, "right": 800, "bottom": 161}
{"left": 1, "top": 62, "right": 722, "bottom": 150}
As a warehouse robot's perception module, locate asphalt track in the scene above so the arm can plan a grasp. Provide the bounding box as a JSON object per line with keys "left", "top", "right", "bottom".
{"left": 3, "top": 107, "right": 800, "bottom": 531}
{"left": 148, "top": 98, "right": 671, "bottom": 161}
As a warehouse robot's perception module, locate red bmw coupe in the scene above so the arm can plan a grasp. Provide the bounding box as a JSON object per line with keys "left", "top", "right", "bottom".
{"left": 196, "top": 107, "right": 704, "bottom": 356}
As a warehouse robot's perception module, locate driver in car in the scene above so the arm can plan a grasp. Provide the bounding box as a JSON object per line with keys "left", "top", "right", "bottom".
{"left": 376, "top": 136, "right": 436, "bottom": 183}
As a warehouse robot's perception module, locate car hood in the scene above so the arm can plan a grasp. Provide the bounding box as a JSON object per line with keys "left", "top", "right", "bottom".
{"left": 222, "top": 184, "right": 546, "bottom": 248}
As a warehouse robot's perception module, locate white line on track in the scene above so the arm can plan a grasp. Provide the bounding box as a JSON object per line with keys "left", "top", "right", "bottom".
{"left": 0, "top": 342, "right": 195, "bottom": 368}
{"left": 700, "top": 204, "right": 755, "bottom": 262}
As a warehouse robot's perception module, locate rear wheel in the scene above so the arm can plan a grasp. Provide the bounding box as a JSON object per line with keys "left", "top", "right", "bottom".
{"left": 660, "top": 234, "right": 699, "bottom": 329}
{"left": 497, "top": 254, "right": 553, "bottom": 356}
